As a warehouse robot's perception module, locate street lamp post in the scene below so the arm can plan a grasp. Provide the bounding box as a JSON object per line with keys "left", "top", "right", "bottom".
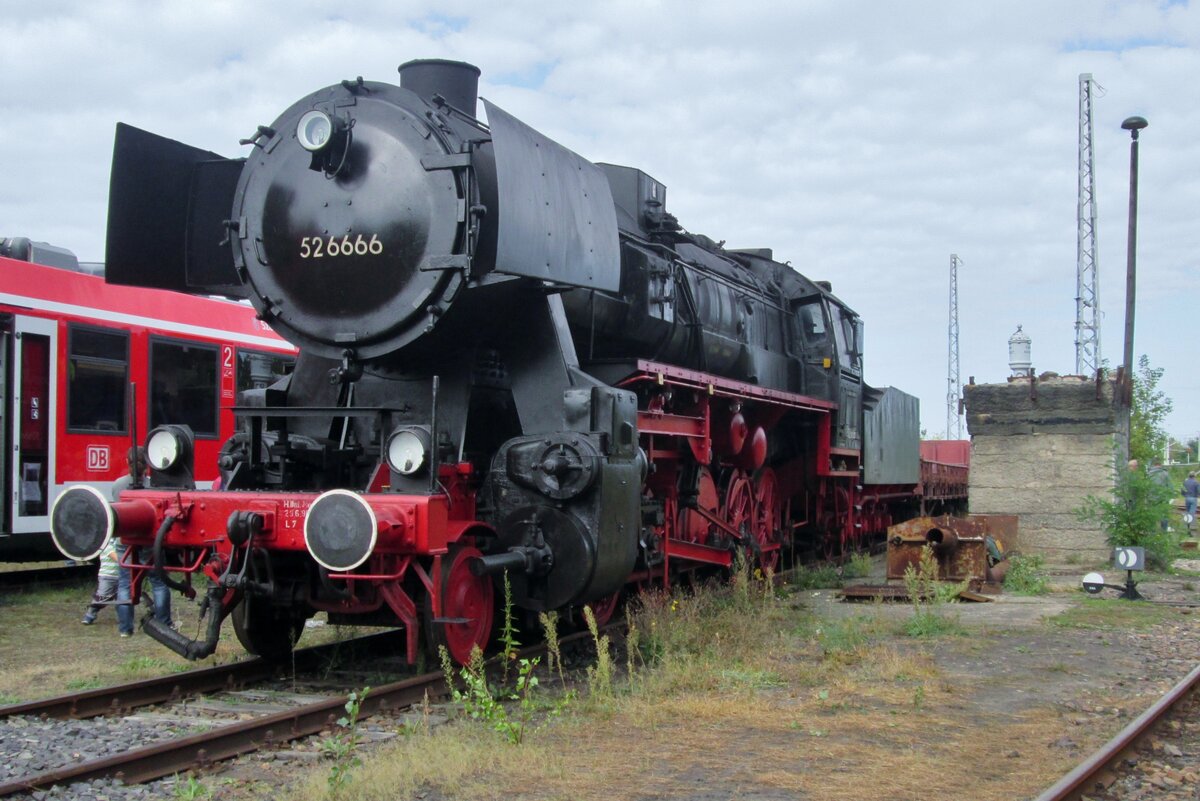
{"left": 1120, "top": 115, "right": 1147, "bottom": 462}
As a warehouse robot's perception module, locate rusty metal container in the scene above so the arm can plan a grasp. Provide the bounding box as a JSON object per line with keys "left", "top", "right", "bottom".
{"left": 885, "top": 514, "right": 1017, "bottom": 592}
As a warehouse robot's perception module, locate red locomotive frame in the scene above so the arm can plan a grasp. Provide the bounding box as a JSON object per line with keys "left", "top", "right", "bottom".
{"left": 104, "top": 355, "right": 966, "bottom": 665}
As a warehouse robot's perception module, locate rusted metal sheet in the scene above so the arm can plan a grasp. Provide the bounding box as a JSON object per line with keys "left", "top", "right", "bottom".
{"left": 838, "top": 584, "right": 994, "bottom": 602}
{"left": 884, "top": 514, "right": 1017, "bottom": 592}
{"left": 839, "top": 584, "right": 912, "bottom": 601}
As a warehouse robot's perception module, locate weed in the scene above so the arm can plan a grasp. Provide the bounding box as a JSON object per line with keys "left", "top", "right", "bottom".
{"left": 816, "top": 616, "right": 871, "bottom": 662}
{"left": 321, "top": 686, "right": 370, "bottom": 795}
{"left": 0, "top": 693, "right": 17, "bottom": 705}
{"left": 583, "top": 605, "right": 613, "bottom": 701}
{"left": 121, "top": 655, "right": 173, "bottom": 675}
{"left": 790, "top": 563, "right": 843, "bottom": 590}
{"left": 1003, "top": 553, "right": 1050, "bottom": 596}
{"left": 66, "top": 678, "right": 105, "bottom": 691}
{"left": 842, "top": 551, "right": 873, "bottom": 579}
{"left": 624, "top": 605, "right": 641, "bottom": 688}
{"left": 717, "top": 668, "right": 785, "bottom": 691}
{"left": 1049, "top": 598, "right": 1176, "bottom": 630}
{"left": 438, "top": 645, "right": 547, "bottom": 745}
{"left": 537, "top": 610, "right": 565, "bottom": 686}
{"left": 902, "top": 546, "right": 967, "bottom": 638}
{"left": 173, "top": 775, "right": 211, "bottom": 801}
{"left": 912, "top": 684, "right": 925, "bottom": 709}
{"left": 497, "top": 572, "right": 519, "bottom": 685}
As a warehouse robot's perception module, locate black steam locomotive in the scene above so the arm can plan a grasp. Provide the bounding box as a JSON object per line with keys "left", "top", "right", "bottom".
{"left": 50, "top": 60, "right": 923, "bottom": 664}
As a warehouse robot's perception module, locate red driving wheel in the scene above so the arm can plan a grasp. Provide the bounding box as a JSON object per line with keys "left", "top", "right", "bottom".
{"left": 426, "top": 545, "right": 494, "bottom": 665}
{"left": 585, "top": 591, "right": 622, "bottom": 629}
{"left": 724, "top": 470, "right": 755, "bottom": 556}
{"left": 753, "top": 467, "right": 782, "bottom": 572}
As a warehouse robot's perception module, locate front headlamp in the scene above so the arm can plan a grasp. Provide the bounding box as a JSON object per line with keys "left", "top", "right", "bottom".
{"left": 147, "top": 427, "right": 184, "bottom": 471}
{"left": 386, "top": 427, "right": 431, "bottom": 476}
{"left": 297, "top": 110, "right": 334, "bottom": 152}
{"left": 144, "top": 425, "right": 196, "bottom": 489}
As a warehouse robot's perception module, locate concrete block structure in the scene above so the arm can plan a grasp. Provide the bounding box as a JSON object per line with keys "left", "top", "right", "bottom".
{"left": 963, "top": 374, "right": 1121, "bottom": 561}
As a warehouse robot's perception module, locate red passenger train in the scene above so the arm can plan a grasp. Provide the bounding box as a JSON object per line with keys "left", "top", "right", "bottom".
{"left": 0, "top": 239, "right": 294, "bottom": 561}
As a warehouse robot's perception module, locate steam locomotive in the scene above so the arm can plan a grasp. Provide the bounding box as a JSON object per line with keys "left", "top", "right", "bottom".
{"left": 50, "top": 59, "right": 934, "bottom": 664}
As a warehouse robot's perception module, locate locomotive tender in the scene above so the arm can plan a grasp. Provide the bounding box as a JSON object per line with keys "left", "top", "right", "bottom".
{"left": 50, "top": 59, "right": 923, "bottom": 664}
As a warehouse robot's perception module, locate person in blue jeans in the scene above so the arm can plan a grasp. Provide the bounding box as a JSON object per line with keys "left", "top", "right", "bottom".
{"left": 82, "top": 538, "right": 134, "bottom": 636}
{"left": 1184, "top": 471, "right": 1199, "bottom": 534}
{"left": 111, "top": 447, "right": 172, "bottom": 627}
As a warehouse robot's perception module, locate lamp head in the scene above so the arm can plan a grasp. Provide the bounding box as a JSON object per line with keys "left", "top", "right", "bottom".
{"left": 1122, "top": 116, "right": 1148, "bottom": 138}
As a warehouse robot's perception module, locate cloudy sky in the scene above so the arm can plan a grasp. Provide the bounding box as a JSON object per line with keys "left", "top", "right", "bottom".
{"left": 3, "top": 0, "right": 1196, "bottom": 443}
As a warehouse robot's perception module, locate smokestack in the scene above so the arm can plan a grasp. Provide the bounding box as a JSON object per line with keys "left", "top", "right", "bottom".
{"left": 398, "top": 59, "right": 481, "bottom": 118}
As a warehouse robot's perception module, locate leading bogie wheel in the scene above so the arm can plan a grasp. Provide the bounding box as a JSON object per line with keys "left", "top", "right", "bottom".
{"left": 425, "top": 545, "right": 494, "bottom": 665}
{"left": 231, "top": 594, "right": 305, "bottom": 661}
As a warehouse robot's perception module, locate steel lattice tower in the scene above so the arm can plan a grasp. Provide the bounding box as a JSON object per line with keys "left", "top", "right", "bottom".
{"left": 1075, "top": 73, "right": 1102, "bottom": 376}
{"left": 946, "top": 254, "right": 963, "bottom": 439}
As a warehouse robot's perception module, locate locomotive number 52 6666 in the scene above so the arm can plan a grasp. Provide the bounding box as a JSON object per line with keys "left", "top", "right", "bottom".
{"left": 299, "top": 234, "right": 383, "bottom": 259}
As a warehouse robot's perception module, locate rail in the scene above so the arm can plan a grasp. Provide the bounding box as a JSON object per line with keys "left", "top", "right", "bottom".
{"left": 1033, "top": 662, "right": 1200, "bottom": 801}
{"left": 0, "top": 626, "right": 609, "bottom": 796}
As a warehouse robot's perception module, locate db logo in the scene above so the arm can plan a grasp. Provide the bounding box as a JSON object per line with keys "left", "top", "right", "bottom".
{"left": 86, "top": 446, "right": 110, "bottom": 472}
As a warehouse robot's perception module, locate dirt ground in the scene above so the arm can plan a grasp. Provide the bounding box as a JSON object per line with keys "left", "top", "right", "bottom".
{"left": 3, "top": 560, "right": 1200, "bottom": 801}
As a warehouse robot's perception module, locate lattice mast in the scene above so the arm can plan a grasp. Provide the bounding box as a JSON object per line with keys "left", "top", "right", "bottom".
{"left": 1075, "top": 73, "right": 1101, "bottom": 375}
{"left": 946, "top": 253, "right": 963, "bottom": 439}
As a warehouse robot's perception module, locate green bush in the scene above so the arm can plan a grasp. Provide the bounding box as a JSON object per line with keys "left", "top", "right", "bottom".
{"left": 1076, "top": 463, "right": 1178, "bottom": 570}
{"left": 1002, "top": 553, "right": 1049, "bottom": 596}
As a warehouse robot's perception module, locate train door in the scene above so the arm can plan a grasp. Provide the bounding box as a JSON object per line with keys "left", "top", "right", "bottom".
{"left": 7, "top": 316, "right": 57, "bottom": 534}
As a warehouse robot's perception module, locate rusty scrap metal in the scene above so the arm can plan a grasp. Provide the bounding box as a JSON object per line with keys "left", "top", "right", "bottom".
{"left": 885, "top": 514, "right": 1017, "bottom": 592}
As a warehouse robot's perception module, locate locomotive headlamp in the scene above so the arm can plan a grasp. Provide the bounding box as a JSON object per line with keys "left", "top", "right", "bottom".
{"left": 145, "top": 425, "right": 196, "bottom": 489}
{"left": 147, "top": 427, "right": 183, "bottom": 470}
{"left": 297, "top": 110, "right": 335, "bottom": 152}
{"left": 386, "top": 426, "right": 431, "bottom": 476}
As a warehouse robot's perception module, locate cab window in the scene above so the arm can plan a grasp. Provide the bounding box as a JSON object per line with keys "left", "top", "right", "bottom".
{"left": 830, "top": 306, "right": 862, "bottom": 373}
{"left": 150, "top": 338, "right": 218, "bottom": 437}
{"left": 795, "top": 300, "right": 829, "bottom": 346}
{"left": 67, "top": 325, "right": 128, "bottom": 433}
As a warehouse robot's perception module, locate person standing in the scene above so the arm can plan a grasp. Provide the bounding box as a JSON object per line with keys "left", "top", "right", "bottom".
{"left": 1184, "top": 471, "right": 1199, "bottom": 535}
{"left": 112, "top": 447, "right": 173, "bottom": 627}
{"left": 1148, "top": 461, "right": 1173, "bottom": 532}
{"left": 81, "top": 538, "right": 134, "bottom": 636}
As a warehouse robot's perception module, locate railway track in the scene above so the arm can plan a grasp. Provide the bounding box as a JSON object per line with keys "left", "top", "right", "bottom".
{"left": 0, "top": 627, "right": 602, "bottom": 797}
{"left": 1034, "top": 663, "right": 1200, "bottom": 801}
{"left": 0, "top": 630, "right": 401, "bottom": 721}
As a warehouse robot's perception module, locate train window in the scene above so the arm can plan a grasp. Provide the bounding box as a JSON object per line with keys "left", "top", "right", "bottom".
{"left": 830, "top": 306, "right": 863, "bottom": 373}
{"left": 150, "top": 339, "right": 218, "bottom": 438}
{"left": 67, "top": 326, "right": 128, "bottom": 433}
{"left": 236, "top": 349, "right": 294, "bottom": 394}
{"left": 795, "top": 301, "right": 828, "bottom": 345}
